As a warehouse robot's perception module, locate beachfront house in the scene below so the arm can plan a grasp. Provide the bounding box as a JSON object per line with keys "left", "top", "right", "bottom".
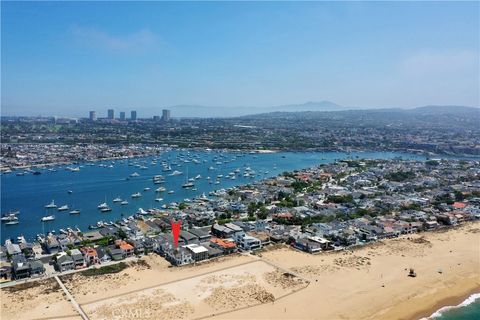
{"left": 234, "top": 233, "right": 262, "bottom": 251}
{"left": 29, "top": 260, "right": 45, "bottom": 277}
{"left": 184, "top": 244, "right": 209, "bottom": 262}
{"left": 81, "top": 247, "right": 99, "bottom": 265}
{"left": 70, "top": 249, "right": 85, "bottom": 269}
{"left": 210, "top": 237, "right": 237, "bottom": 254}
{"left": 109, "top": 248, "right": 124, "bottom": 261}
{"left": 11, "top": 255, "right": 30, "bottom": 279}
{"left": 55, "top": 253, "right": 75, "bottom": 272}
{"left": 165, "top": 247, "right": 194, "bottom": 266}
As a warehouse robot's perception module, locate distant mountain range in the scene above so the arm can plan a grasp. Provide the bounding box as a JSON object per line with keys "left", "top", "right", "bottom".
{"left": 164, "top": 100, "right": 345, "bottom": 118}
{"left": 161, "top": 102, "right": 478, "bottom": 118}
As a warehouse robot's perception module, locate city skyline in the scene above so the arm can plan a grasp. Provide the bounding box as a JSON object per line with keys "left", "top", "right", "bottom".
{"left": 2, "top": 1, "right": 479, "bottom": 117}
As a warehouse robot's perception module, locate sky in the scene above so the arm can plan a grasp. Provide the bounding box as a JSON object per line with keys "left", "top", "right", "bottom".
{"left": 1, "top": 1, "right": 479, "bottom": 117}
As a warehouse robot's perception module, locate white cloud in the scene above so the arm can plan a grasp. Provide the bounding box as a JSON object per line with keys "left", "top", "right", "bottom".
{"left": 71, "top": 25, "right": 159, "bottom": 53}
{"left": 400, "top": 49, "right": 478, "bottom": 77}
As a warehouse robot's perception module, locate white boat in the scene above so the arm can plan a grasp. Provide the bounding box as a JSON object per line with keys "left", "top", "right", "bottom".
{"left": 156, "top": 187, "right": 166, "bottom": 192}
{"left": 215, "top": 181, "right": 220, "bottom": 184}
{"left": 131, "top": 192, "right": 142, "bottom": 198}
{"left": 130, "top": 172, "right": 140, "bottom": 177}
{"left": 155, "top": 198, "right": 163, "bottom": 202}
{"left": 217, "top": 174, "right": 223, "bottom": 178}
{"left": 208, "top": 166, "right": 215, "bottom": 170}
{"left": 120, "top": 200, "right": 129, "bottom": 205}
{"left": 153, "top": 175, "right": 164, "bottom": 180}
{"left": 1, "top": 214, "right": 18, "bottom": 222}
{"left": 168, "top": 190, "right": 174, "bottom": 194}
{"left": 45, "top": 200, "right": 57, "bottom": 209}
{"left": 58, "top": 205, "right": 69, "bottom": 211}
{"left": 162, "top": 166, "right": 172, "bottom": 172}
{"left": 5, "top": 220, "right": 19, "bottom": 225}
{"left": 137, "top": 208, "right": 148, "bottom": 215}
{"left": 195, "top": 174, "right": 202, "bottom": 180}
{"left": 100, "top": 206, "right": 112, "bottom": 212}
{"left": 113, "top": 197, "right": 122, "bottom": 202}
{"left": 41, "top": 215, "right": 55, "bottom": 222}
{"left": 169, "top": 170, "right": 183, "bottom": 176}
{"left": 182, "top": 182, "right": 194, "bottom": 188}
{"left": 97, "top": 202, "right": 108, "bottom": 209}
{"left": 69, "top": 209, "right": 81, "bottom": 214}
{"left": 144, "top": 187, "right": 150, "bottom": 191}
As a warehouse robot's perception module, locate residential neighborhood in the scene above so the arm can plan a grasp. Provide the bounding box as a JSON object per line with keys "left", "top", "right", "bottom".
{"left": 1, "top": 158, "right": 478, "bottom": 281}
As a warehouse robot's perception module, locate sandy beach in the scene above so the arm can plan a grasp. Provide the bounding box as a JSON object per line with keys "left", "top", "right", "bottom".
{"left": 1, "top": 222, "right": 479, "bottom": 320}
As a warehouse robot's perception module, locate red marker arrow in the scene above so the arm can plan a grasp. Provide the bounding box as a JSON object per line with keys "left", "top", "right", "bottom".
{"left": 171, "top": 220, "right": 182, "bottom": 249}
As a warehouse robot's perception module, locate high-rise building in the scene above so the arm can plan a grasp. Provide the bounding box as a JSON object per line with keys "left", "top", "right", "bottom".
{"left": 120, "top": 112, "right": 126, "bottom": 121}
{"left": 153, "top": 115, "right": 160, "bottom": 121}
{"left": 89, "top": 111, "right": 97, "bottom": 121}
{"left": 107, "top": 109, "right": 114, "bottom": 119}
{"left": 162, "top": 109, "right": 171, "bottom": 121}
{"left": 131, "top": 110, "right": 137, "bottom": 121}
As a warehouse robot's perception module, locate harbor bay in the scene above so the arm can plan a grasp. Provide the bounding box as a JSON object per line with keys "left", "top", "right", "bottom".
{"left": 1, "top": 150, "right": 425, "bottom": 243}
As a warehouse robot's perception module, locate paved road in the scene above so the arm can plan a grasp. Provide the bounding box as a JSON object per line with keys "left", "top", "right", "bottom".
{"left": 54, "top": 275, "right": 89, "bottom": 320}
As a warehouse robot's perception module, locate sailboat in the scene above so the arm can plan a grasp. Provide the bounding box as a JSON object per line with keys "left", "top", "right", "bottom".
{"left": 98, "top": 196, "right": 108, "bottom": 209}
{"left": 182, "top": 166, "right": 194, "bottom": 188}
{"left": 45, "top": 200, "right": 57, "bottom": 209}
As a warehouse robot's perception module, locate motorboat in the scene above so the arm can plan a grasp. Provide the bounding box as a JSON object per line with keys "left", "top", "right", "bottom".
{"left": 41, "top": 215, "right": 55, "bottom": 222}
{"left": 58, "top": 205, "right": 69, "bottom": 211}
{"left": 182, "top": 182, "right": 194, "bottom": 188}
{"left": 120, "top": 200, "right": 129, "bottom": 205}
{"left": 156, "top": 187, "right": 166, "bottom": 192}
{"left": 113, "top": 197, "right": 122, "bottom": 202}
{"left": 131, "top": 192, "right": 142, "bottom": 198}
{"left": 69, "top": 209, "right": 81, "bottom": 214}
{"left": 143, "top": 187, "right": 150, "bottom": 191}
{"left": 155, "top": 198, "right": 163, "bottom": 202}
{"left": 169, "top": 170, "right": 182, "bottom": 176}
{"left": 130, "top": 172, "right": 140, "bottom": 177}
{"left": 5, "top": 220, "right": 19, "bottom": 225}
{"left": 100, "top": 206, "right": 112, "bottom": 212}
{"left": 168, "top": 190, "right": 175, "bottom": 194}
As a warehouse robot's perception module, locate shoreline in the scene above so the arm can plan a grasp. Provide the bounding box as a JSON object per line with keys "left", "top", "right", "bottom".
{"left": 416, "top": 288, "right": 480, "bottom": 320}
{"left": 2, "top": 145, "right": 478, "bottom": 171}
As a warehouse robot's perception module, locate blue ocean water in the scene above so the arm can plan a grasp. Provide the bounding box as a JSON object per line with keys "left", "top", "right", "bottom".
{"left": 1, "top": 150, "right": 425, "bottom": 242}
{"left": 431, "top": 295, "right": 480, "bottom": 320}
